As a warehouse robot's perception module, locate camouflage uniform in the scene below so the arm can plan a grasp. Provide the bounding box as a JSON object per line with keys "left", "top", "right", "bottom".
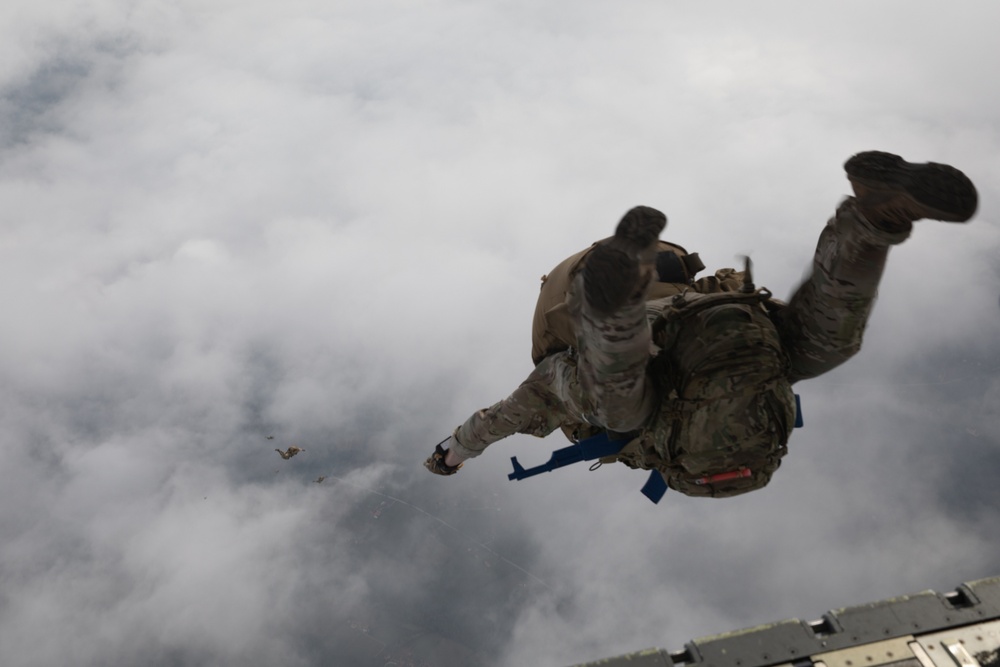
{"left": 446, "top": 197, "right": 908, "bottom": 461}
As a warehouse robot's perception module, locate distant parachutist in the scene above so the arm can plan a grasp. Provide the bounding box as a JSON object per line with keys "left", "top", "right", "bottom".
{"left": 314, "top": 476, "right": 327, "bottom": 484}
{"left": 275, "top": 446, "right": 304, "bottom": 460}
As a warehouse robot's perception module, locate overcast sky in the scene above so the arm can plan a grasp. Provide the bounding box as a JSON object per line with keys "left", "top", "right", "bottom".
{"left": 1, "top": 1, "right": 999, "bottom": 666}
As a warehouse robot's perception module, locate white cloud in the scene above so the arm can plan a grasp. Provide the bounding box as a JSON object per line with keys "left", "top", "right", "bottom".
{"left": 1, "top": 1, "right": 998, "bottom": 665}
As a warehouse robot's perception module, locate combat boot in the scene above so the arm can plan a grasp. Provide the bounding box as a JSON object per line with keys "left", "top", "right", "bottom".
{"left": 844, "top": 151, "right": 978, "bottom": 232}
{"left": 583, "top": 206, "right": 667, "bottom": 315}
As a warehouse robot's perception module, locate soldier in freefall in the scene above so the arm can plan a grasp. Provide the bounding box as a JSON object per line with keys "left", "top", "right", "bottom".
{"left": 424, "top": 151, "right": 978, "bottom": 497}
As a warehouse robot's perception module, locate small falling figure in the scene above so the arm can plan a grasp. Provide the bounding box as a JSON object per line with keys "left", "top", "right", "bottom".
{"left": 275, "top": 446, "right": 304, "bottom": 460}
{"left": 314, "top": 476, "right": 327, "bottom": 484}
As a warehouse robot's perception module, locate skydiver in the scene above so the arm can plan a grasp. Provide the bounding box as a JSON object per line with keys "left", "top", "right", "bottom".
{"left": 424, "top": 151, "right": 978, "bottom": 497}
{"left": 275, "top": 446, "right": 304, "bottom": 460}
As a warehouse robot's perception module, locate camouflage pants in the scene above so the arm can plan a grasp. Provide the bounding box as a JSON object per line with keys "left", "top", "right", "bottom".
{"left": 777, "top": 197, "right": 910, "bottom": 382}
{"left": 448, "top": 198, "right": 908, "bottom": 459}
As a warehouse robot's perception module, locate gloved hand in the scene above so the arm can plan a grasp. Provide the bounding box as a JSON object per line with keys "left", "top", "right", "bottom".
{"left": 423, "top": 442, "right": 463, "bottom": 476}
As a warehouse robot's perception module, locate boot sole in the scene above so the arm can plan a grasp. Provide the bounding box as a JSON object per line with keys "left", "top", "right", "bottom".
{"left": 613, "top": 209, "right": 667, "bottom": 249}
{"left": 844, "top": 151, "right": 978, "bottom": 222}
{"left": 584, "top": 207, "right": 667, "bottom": 314}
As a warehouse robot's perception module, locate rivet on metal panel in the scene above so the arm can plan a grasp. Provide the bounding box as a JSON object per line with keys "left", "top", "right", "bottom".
{"left": 813, "top": 636, "right": 915, "bottom": 667}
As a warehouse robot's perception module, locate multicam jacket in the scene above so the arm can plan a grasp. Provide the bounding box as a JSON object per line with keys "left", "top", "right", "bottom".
{"left": 447, "top": 199, "right": 911, "bottom": 496}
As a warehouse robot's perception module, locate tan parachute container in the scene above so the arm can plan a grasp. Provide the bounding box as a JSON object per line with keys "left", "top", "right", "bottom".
{"left": 531, "top": 239, "right": 705, "bottom": 365}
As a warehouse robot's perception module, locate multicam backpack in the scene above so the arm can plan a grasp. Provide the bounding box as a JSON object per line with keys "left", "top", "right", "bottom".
{"left": 613, "top": 288, "right": 797, "bottom": 498}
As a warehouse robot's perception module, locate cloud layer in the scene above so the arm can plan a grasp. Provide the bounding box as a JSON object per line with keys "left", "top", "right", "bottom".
{"left": 1, "top": 1, "right": 998, "bottom": 665}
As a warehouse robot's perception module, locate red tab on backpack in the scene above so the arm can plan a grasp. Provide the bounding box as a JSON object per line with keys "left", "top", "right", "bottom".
{"left": 693, "top": 467, "right": 752, "bottom": 486}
